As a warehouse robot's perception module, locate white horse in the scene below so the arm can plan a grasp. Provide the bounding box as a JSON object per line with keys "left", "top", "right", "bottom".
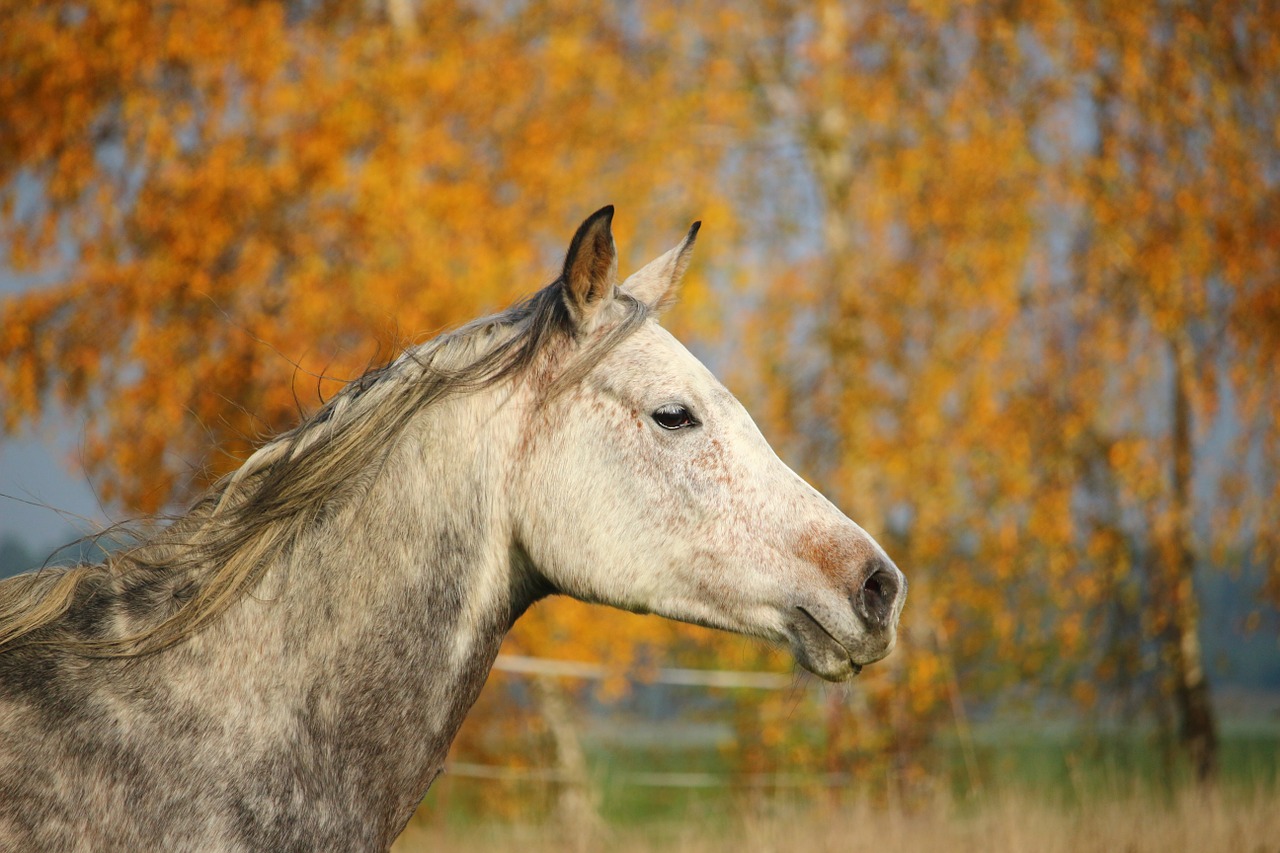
{"left": 0, "top": 206, "right": 905, "bottom": 851}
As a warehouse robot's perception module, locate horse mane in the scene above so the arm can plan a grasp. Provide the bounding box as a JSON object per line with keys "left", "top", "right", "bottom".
{"left": 0, "top": 281, "right": 652, "bottom": 657}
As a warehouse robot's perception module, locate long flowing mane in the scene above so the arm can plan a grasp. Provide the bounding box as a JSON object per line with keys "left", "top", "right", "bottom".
{"left": 0, "top": 282, "right": 650, "bottom": 656}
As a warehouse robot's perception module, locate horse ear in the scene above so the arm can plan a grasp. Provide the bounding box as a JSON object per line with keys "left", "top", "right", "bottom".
{"left": 621, "top": 221, "right": 700, "bottom": 313}
{"left": 561, "top": 205, "right": 618, "bottom": 325}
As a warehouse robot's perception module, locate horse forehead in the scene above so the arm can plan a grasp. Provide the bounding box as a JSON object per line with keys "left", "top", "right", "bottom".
{"left": 609, "top": 322, "right": 724, "bottom": 391}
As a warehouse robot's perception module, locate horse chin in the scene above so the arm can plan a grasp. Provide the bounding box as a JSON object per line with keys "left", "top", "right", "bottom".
{"left": 788, "top": 606, "right": 862, "bottom": 682}
{"left": 802, "top": 655, "right": 863, "bottom": 683}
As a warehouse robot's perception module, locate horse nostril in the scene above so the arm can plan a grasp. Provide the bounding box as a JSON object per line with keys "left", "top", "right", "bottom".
{"left": 857, "top": 564, "right": 899, "bottom": 629}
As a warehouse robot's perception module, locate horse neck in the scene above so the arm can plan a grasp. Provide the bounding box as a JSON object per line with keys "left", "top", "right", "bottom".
{"left": 177, "top": 382, "right": 534, "bottom": 839}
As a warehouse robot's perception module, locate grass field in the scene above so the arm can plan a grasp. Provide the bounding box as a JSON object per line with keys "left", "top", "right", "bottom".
{"left": 394, "top": 788, "right": 1280, "bottom": 853}
{"left": 393, "top": 723, "right": 1280, "bottom": 852}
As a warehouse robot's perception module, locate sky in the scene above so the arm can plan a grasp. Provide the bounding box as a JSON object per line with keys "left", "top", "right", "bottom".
{"left": 1, "top": 264, "right": 112, "bottom": 549}
{"left": 0, "top": 429, "right": 110, "bottom": 547}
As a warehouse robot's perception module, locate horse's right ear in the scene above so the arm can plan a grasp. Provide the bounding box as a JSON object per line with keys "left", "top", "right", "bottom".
{"left": 622, "top": 220, "right": 700, "bottom": 313}
{"left": 561, "top": 205, "right": 618, "bottom": 328}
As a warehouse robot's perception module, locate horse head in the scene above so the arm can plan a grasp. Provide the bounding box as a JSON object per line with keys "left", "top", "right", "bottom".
{"left": 513, "top": 207, "right": 906, "bottom": 680}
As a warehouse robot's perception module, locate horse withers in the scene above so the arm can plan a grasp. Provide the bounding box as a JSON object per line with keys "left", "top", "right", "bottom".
{"left": 0, "top": 207, "right": 905, "bottom": 851}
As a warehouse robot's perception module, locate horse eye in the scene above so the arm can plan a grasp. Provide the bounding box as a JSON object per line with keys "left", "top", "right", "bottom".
{"left": 652, "top": 405, "right": 697, "bottom": 430}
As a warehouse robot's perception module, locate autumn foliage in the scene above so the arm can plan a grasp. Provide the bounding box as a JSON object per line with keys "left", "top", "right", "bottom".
{"left": 3, "top": 0, "right": 1278, "bottom": 798}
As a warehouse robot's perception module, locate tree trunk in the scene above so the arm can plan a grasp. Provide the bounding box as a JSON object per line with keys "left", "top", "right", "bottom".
{"left": 385, "top": 0, "right": 417, "bottom": 36}
{"left": 1165, "top": 336, "right": 1218, "bottom": 784}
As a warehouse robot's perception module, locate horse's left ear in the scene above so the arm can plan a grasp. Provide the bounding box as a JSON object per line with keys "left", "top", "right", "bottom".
{"left": 562, "top": 205, "right": 618, "bottom": 327}
{"left": 622, "top": 221, "right": 701, "bottom": 313}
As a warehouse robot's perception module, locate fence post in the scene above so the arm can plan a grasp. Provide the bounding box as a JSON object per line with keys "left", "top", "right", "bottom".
{"left": 531, "top": 675, "right": 604, "bottom": 849}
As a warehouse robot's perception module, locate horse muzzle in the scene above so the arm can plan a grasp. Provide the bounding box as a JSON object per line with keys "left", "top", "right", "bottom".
{"left": 788, "top": 558, "right": 907, "bottom": 682}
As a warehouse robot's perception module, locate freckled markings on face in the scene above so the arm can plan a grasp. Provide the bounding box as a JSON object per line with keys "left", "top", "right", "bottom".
{"left": 689, "top": 436, "right": 736, "bottom": 488}
{"left": 688, "top": 546, "right": 735, "bottom": 597}
{"left": 793, "top": 520, "right": 877, "bottom": 585}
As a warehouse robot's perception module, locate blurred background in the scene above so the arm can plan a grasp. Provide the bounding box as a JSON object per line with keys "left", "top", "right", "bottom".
{"left": 2, "top": 1, "right": 1278, "bottom": 849}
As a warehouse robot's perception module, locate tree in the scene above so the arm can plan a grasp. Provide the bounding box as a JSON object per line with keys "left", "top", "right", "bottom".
{"left": 716, "top": 0, "right": 1280, "bottom": 783}
{"left": 1062, "top": 0, "right": 1280, "bottom": 782}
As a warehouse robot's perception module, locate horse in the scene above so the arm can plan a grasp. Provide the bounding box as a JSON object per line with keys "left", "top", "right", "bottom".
{"left": 0, "top": 206, "right": 906, "bottom": 851}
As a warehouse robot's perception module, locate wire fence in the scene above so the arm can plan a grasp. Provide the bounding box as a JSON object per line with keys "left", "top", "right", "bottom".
{"left": 447, "top": 655, "right": 840, "bottom": 790}
{"left": 491, "top": 653, "right": 802, "bottom": 690}
{"left": 445, "top": 762, "right": 855, "bottom": 789}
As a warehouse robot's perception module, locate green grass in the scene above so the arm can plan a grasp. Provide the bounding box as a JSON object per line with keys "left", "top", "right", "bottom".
{"left": 418, "top": 723, "right": 1280, "bottom": 831}
{"left": 939, "top": 721, "right": 1280, "bottom": 806}
{"left": 397, "top": 783, "right": 1280, "bottom": 853}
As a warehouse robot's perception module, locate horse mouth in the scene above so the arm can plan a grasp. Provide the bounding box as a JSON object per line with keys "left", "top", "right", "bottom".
{"left": 791, "top": 606, "right": 863, "bottom": 682}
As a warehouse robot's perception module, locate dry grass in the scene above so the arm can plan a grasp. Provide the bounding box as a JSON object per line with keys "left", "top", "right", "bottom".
{"left": 393, "top": 787, "right": 1280, "bottom": 853}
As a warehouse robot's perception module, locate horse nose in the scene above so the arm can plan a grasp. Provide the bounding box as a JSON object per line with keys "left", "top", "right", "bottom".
{"left": 854, "top": 559, "right": 904, "bottom": 630}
